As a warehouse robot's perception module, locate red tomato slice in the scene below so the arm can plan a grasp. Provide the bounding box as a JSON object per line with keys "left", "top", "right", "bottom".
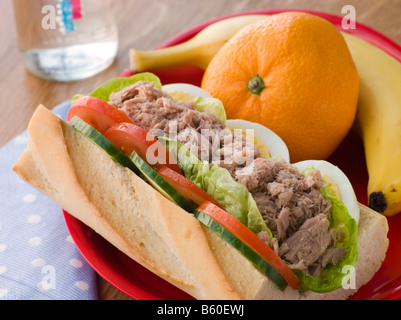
{"left": 157, "top": 166, "right": 222, "bottom": 208}
{"left": 67, "top": 96, "right": 133, "bottom": 133}
{"left": 197, "top": 201, "right": 300, "bottom": 290}
{"left": 103, "top": 123, "right": 182, "bottom": 174}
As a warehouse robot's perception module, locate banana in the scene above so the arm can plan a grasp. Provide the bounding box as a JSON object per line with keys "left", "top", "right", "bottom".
{"left": 129, "top": 14, "right": 268, "bottom": 72}
{"left": 342, "top": 33, "right": 401, "bottom": 216}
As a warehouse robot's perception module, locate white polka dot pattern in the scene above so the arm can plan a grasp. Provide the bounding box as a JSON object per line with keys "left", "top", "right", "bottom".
{"left": 0, "top": 101, "right": 97, "bottom": 300}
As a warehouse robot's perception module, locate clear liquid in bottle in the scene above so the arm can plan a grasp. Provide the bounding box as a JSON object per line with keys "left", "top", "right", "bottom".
{"left": 13, "top": 0, "right": 119, "bottom": 81}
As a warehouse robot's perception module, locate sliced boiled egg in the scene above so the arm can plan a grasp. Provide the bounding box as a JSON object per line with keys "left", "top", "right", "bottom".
{"left": 225, "top": 120, "right": 290, "bottom": 163}
{"left": 162, "top": 83, "right": 290, "bottom": 163}
{"left": 293, "top": 160, "right": 360, "bottom": 224}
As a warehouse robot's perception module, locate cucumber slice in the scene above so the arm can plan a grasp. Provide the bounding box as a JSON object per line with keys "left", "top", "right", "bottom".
{"left": 130, "top": 151, "right": 195, "bottom": 213}
{"left": 194, "top": 209, "right": 288, "bottom": 291}
{"left": 69, "top": 116, "right": 141, "bottom": 176}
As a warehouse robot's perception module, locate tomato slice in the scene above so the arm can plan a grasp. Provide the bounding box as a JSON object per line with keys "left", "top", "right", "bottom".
{"left": 197, "top": 201, "right": 300, "bottom": 290}
{"left": 157, "top": 166, "right": 222, "bottom": 208}
{"left": 103, "top": 123, "right": 182, "bottom": 174}
{"left": 67, "top": 96, "right": 133, "bottom": 133}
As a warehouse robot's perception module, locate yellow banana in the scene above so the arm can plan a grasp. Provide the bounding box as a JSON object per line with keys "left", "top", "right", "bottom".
{"left": 343, "top": 33, "right": 401, "bottom": 216}
{"left": 129, "top": 14, "right": 268, "bottom": 71}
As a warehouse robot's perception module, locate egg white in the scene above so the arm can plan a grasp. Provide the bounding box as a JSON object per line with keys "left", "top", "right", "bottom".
{"left": 225, "top": 119, "right": 290, "bottom": 163}
{"left": 293, "top": 160, "right": 360, "bottom": 224}
{"left": 163, "top": 83, "right": 213, "bottom": 98}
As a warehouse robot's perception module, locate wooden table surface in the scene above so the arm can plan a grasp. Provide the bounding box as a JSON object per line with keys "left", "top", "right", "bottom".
{"left": 1, "top": 0, "right": 400, "bottom": 300}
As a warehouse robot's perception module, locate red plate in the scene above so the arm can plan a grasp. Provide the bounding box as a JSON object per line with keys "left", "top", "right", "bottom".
{"left": 64, "top": 9, "right": 401, "bottom": 300}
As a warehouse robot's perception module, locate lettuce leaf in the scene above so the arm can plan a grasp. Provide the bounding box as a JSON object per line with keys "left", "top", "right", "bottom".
{"left": 71, "top": 72, "right": 162, "bottom": 104}
{"left": 192, "top": 97, "right": 227, "bottom": 125}
{"left": 160, "top": 137, "right": 272, "bottom": 238}
{"left": 293, "top": 186, "right": 358, "bottom": 293}
{"left": 71, "top": 72, "right": 226, "bottom": 127}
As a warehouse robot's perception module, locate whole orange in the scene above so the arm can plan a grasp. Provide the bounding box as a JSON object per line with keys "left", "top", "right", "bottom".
{"left": 201, "top": 12, "right": 359, "bottom": 163}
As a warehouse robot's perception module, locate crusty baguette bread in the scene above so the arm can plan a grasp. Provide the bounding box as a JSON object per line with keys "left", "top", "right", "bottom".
{"left": 13, "top": 105, "right": 389, "bottom": 300}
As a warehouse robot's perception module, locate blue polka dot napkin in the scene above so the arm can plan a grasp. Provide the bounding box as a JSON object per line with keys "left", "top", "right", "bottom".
{"left": 0, "top": 101, "right": 98, "bottom": 300}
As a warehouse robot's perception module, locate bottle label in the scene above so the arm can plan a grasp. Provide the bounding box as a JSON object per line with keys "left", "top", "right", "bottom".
{"left": 59, "top": 0, "right": 82, "bottom": 33}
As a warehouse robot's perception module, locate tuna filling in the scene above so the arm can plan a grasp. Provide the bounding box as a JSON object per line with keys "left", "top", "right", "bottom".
{"left": 109, "top": 81, "right": 346, "bottom": 276}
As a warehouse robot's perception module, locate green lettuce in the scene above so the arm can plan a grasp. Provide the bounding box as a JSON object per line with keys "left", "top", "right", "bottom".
{"left": 192, "top": 97, "right": 226, "bottom": 125}
{"left": 71, "top": 72, "right": 162, "bottom": 104}
{"left": 160, "top": 137, "right": 272, "bottom": 238}
{"left": 293, "top": 185, "right": 358, "bottom": 293}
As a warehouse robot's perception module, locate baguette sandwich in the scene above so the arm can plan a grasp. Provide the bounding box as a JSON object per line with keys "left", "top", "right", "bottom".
{"left": 13, "top": 73, "right": 389, "bottom": 300}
